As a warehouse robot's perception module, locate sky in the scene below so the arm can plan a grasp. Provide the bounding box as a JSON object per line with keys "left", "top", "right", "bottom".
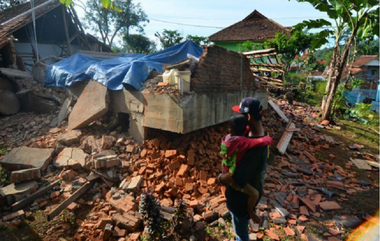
{"left": 74, "top": 0, "right": 332, "bottom": 48}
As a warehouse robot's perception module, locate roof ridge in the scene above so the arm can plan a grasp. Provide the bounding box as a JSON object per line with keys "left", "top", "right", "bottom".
{"left": 242, "top": 10, "right": 268, "bottom": 21}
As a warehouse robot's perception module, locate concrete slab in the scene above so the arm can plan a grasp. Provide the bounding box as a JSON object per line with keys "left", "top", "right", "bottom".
{"left": 58, "top": 130, "right": 82, "bottom": 146}
{"left": 0, "top": 181, "right": 38, "bottom": 205}
{"left": 54, "top": 148, "right": 88, "bottom": 169}
{"left": 57, "top": 97, "right": 72, "bottom": 125}
{"left": 143, "top": 90, "right": 267, "bottom": 134}
{"left": 0, "top": 147, "right": 54, "bottom": 171}
{"left": 68, "top": 80, "right": 109, "bottom": 130}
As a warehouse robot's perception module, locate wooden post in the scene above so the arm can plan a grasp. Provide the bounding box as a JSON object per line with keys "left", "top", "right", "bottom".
{"left": 62, "top": 6, "right": 72, "bottom": 56}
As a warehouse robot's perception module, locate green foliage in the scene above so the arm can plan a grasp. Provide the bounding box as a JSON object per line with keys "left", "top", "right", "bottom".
{"left": 0, "top": 166, "right": 10, "bottom": 186}
{"left": 186, "top": 35, "right": 209, "bottom": 46}
{"left": 205, "top": 226, "right": 217, "bottom": 237}
{"left": 295, "top": 0, "right": 379, "bottom": 120}
{"left": 139, "top": 192, "right": 163, "bottom": 240}
{"left": 59, "top": 0, "right": 73, "bottom": 7}
{"left": 264, "top": 30, "right": 314, "bottom": 72}
{"left": 155, "top": 29, "right": 183, "bottom": 49}
{"left": 79, "top": 0, "right": 148, "bottom": 47}
{"left": 123, "top": 34, "right": 156, "bottom": 53}
{"left": 356, "top": 38, "right": 380, "bottom": 57}
{"left": 237, "top": 41, "right": 259, "bottom": 52}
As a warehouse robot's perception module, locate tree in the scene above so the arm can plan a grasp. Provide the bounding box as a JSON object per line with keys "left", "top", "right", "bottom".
{"left": 76, "top": 0, "right": 148, "bottom": 47}
{"left": 1, "top": 0, "right": 24, "bottom": 11}
{"left": 186, "top": 35, "right": 209, "bottom": 46}
{"left": 264, "top": 30, "right": 314, "bottom": 74}
{"left": 123, "top": 34, "right": 156, "bottom": 53}
{"left": 295, "top": 0, "right": 379, "bottom": 121}
{"left": 155, "top": 29, "right": 183, "bottom": 49}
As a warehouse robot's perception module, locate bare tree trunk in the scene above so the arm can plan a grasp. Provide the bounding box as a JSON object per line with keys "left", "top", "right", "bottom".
{"left": 321, "top": 30, "right": 358, "bottom": 121}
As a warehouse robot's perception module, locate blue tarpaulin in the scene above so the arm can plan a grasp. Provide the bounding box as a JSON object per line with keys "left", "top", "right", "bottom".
{"left": 44, "top": 41, "right": 203, "bottom": 90}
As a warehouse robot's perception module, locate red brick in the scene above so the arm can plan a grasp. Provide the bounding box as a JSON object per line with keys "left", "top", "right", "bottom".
{"left": 165, "top": 150, "right": 177, "bottom": 158}
{"left": 187, "top": 150, "right": 195, "bottom": 165}
{"left": 60, "top": 169, "right": 78, "bottom": 182}
{"left": 189, "top": 200, "right": 199, "bottom": 208}
{"left": 95, "top": 217, "right": 113, "bottom": 229}
{"left": 185, "top": 183, "right": 194, "bottom": 192}
{"left": 177, "top": 164, "right": 189, "bottom": 176}
{"left": 50, "top": 191, "right": 60, "bottom": 199}
{"left": 207, "top": 178, "right": 216, "bottom": 185}
{"left": 175, "top": 177, "right": 183, "bottom": 187}
{"left": 113, "top": 226, "right": 126, "bottom": 237}
{"left": 140, "top": 149, "right": 147, "bottom": 157}
{"left": 129, "top": 232, "right": 141, "bottom": 241}
{"left": 67, "top": 202, "right": 78, "bottom": 212}
{"left": 168, "top": 161, "right": 181, "bottom": 171}
{"left": 199, "top": 171, "right": 207, "bottom": 181}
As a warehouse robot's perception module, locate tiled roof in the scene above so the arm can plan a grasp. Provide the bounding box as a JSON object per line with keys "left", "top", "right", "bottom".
{"left": 209, "top": 10, "right": 289, "bottom": 42}
{"left": 349, "top": 55, "right": 378, "bottom": 68}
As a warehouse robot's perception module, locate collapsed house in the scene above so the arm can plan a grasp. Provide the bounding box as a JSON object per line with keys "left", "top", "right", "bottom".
{"left": 45, "top": 41, "right": 268, "bottom": 142}
{"left": 0, "top": 0, "right": 110, "bottom": 70}
{"left": 0, "top": 0, "right": 111, "bottom": 116}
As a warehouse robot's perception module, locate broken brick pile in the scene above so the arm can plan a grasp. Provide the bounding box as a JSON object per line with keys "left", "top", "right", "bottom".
{"left": 0, "top": 96, "right": 378, "bottom": 241}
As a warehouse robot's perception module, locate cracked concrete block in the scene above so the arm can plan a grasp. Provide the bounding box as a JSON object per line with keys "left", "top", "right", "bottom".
{"left": 54, "top": 148, "right": 88, "bottom": 169}
{"left": 0, "top": 146, "right": 54, "bottom": 171}
{"left": 58, "top": 130, "right": 82, "bottom": 146}
{"left": 68, "top": 81, "right": 109, "bottom": 130}
{"left": 0, "top": 181, "right": 38, "bottom": 205}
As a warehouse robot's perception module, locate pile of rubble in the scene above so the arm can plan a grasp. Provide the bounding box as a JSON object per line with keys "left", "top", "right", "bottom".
{"left": 0, "top": 85, "right": 378, "bottom": 241}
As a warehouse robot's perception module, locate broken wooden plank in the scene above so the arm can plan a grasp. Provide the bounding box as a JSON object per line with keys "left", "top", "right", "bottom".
{"left": 277, "top": 122, "right": 295, "bottom": 154}
{"left": 243, "top": 48, "right": 276, "bottom": 55}
{"left": 47, "top": 181, "right": 92, "bottom": 221}
{"left": 350, "top": 158, "right": 372, "bottom": 170}
{"left": 366, "top": 160, "right": 379, "bottom": 168}
{"left": 11, "top": 180, "right": 60, "bottom": 212}
{"left": 246, "top": 52, "right": 278, "bottom": 58}
{"left": 250, "top": 67, "right": 284, "bottom": 73}
{"left": 268, "top": 99, "right": 289, "bottom": 123}
{"left": 250, "top": 63, "right": 285, "bottom": 68}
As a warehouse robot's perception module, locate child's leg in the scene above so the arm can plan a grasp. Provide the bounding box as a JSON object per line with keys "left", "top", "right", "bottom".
{"left": 219, "top": 173, "right": 244, "bottom": 192}
{"left": 243, "top": 184, "right": 261, "bottom": 223}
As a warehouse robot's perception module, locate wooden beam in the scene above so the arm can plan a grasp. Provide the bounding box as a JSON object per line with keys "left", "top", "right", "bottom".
{"left": 268, "top": 99, "right": 289, "bottom": 123}
{"left": 11, "top": 180, "right": 61, "bottom": 212}
{"left": 47, "top": 181, "right": 92, "bottom": 221}
{"left": 243, "top": 48, "right": 276, "bottom": 55}
{"left": 277, "top": 122, "right": 296, "bottom": 154}
{"left": 250, "top": 67, "right": 284, "bottom": 73}
{"left": 250, "top": 63, "right": 285, "bottom": 68}
{"left": 62, "top": 6, "right": 72, "bottom": 56}
{"left": 252, "top": 73, "right": 283, "bottom": 83}
{"left": 246, "top": 53, "right": 278, "bottom": 58}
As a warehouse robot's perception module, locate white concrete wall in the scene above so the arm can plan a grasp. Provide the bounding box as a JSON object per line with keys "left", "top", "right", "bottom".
{"left": 14, "top": 43, "right": 80, "bottom": 71}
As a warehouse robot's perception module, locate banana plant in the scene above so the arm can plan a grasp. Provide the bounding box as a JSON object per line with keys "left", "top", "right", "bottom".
{"left": 294, "top": 0, "right": 379, "bottom": 121}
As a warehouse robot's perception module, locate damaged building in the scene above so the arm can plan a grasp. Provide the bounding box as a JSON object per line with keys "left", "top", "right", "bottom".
{"left": 0, "top": 0, "right": 110, "bottom": 70}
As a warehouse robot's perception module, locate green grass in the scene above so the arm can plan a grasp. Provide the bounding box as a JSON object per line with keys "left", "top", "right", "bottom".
{"left": 332, "top": 119, "right": 379, "bottom": 151}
